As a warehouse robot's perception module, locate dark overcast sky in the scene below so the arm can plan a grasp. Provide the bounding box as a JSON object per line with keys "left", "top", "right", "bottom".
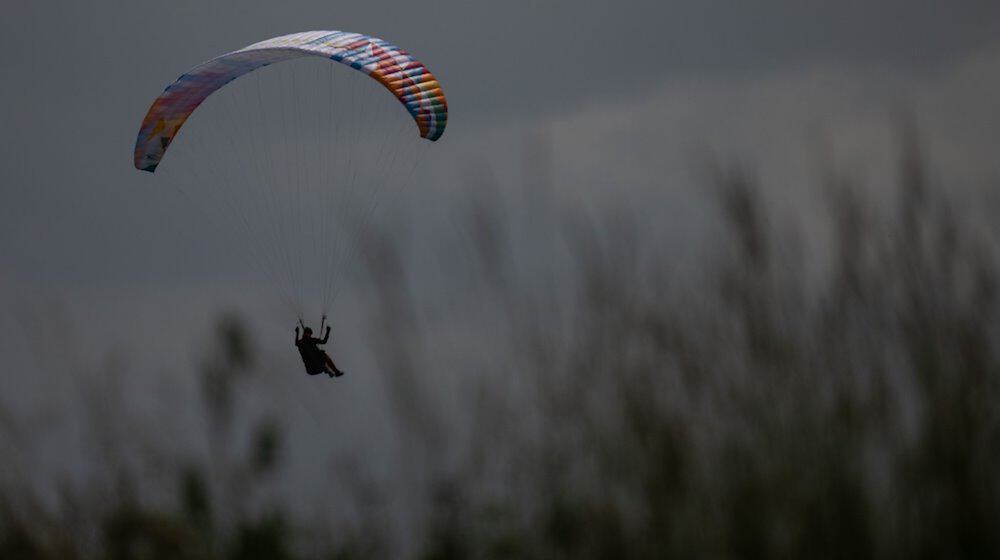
{"left": 1, "top": 0, "right": 999, "bottom": 341}
{"left": 5, "top": 1, "right": 1000, "bottom": 122}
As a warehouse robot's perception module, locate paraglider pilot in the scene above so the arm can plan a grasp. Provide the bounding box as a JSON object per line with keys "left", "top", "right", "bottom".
{"left": 295, "top": 316, "right": 345, "bottom": 378}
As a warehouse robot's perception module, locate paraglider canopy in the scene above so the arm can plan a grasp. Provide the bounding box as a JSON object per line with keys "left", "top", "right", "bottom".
{"left": 134, "top": 30, "right": 448, "bottom": 172}
{"left": 131, "top": 29, "right": 447, "bottom": 317}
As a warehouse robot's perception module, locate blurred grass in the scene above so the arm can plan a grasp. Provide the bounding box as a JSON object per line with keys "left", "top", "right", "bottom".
{"left": 1, "top": 134, "right": 998, "bottom": 558}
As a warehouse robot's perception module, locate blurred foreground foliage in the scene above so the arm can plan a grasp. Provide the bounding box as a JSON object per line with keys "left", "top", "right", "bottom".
{"left": 1, "top": 139, "right": 998, "bottom": 558}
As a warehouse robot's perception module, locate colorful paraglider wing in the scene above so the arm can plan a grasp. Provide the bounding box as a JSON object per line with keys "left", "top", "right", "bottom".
{"left": 134, "top": 30, "right": 447, "bottom": 172}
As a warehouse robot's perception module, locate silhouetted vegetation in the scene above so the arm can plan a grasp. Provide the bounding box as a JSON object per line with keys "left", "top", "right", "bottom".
{"left": 1, "top": 135, "right": 998, "bottom": 558}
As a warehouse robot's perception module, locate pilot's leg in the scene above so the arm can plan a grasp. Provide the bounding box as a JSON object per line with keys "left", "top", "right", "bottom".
{"left": 323, "top": 353, "right": 343, "bottom": 376}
